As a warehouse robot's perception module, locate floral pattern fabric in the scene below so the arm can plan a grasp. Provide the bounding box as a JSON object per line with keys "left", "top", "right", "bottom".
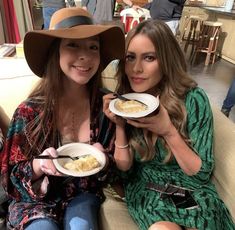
{"left": 0, "top": 128, "right": 3, "bottom": 152}
{"left": 0, "top": 97, "right": 115, "bottom": 229}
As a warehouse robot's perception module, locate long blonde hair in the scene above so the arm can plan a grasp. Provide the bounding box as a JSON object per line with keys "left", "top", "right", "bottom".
{"left": 117, "top": 20, "right": 197, "bottom": 162}
{"left": 24, "top": 39, "right": 103, "bottom": 158}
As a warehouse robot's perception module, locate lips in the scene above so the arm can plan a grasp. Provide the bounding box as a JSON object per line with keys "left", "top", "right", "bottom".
{"left": 130, "top": 77, "right": 146, "bottom": 84}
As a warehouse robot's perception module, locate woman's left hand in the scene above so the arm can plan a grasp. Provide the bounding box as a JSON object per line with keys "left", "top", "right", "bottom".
{"left": 126, "top": 104, "right": 175, "bottom": 137}
{"left": 92, "top": 142, "right": 109, "bottom": 165}
{"left": 92, "top": 142, "right": 104, "bottom": 152}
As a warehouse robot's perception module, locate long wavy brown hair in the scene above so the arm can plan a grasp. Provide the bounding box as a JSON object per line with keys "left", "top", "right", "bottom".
{"left": 24, "top": 39, "right": 103, "bottom": 158}
{"left": 116, "top": 20, "right": 197, "bottom": 162}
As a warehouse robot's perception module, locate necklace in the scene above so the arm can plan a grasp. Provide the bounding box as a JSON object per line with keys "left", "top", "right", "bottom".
{"left": 69, "top": 109, "right": 90, "bottom": 144}
{"left": 71, "top": 111, "right": 77, "bottom": 142}
{"left": 59, "top": 96, "right": 90, "bottom": 144}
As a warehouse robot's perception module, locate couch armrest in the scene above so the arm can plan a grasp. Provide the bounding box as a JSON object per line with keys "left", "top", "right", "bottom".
{"left": 211, "top": 105, "right": 235, "bottom": 221}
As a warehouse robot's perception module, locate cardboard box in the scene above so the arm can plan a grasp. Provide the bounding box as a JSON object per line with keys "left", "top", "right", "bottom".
{"left": 16, "top": 42, "right": 24, "bottom": 58}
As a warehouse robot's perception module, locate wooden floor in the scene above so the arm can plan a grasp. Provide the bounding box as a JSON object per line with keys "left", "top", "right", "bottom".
{"left": 184, "top": 49, "right": 235, "bottom": 123}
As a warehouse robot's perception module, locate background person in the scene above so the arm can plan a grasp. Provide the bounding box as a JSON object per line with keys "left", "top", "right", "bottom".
{"left": 125, "top": 0, "right": 186, "bottom": 35}
{"left": 42, "top": 0, "right": 75, "bottom": 29}
{"left": 103, "top": 20, "right": 235, "bottom": 230}
{"left": 81, "top": 0, "right": 135, "bottom": 24}
{"left": 221, "top": 78, "right": 235, "bottom": 117}
{"left": 81, "top": 0, "right": 116, "bottom": 24}
{"left": 1, "top": 7, "right": 124, "bottom": 230}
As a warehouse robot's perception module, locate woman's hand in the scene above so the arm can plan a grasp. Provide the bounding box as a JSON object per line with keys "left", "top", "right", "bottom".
{"left": 92, "top": 142, "right": 109, "bottom": 173}
{"left": 132, "top": 5, "right": 143, "bottom": 11}
{"left": 126, "top": 104, "right": 175, "bottom": 137}
{"left": 102, "top": 94, "right": 126, "bottom": 128}
{"left": 92, "top": 142, "right": 104, "bottom": 152}
{"left": 32, "top": 147, "right": 63, "bottom": 180}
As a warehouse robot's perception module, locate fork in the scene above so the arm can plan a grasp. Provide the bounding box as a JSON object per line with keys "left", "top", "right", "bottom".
{"left": 99, "top": 88, "right": 147, "bottom": 106}
{"left": 35, "top": 155, "right": 88, "bottom": 161}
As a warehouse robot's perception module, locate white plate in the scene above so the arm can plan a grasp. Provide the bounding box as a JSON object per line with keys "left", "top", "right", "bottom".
{"left": 109, "top": 93, "right": 159, "bottom": 118}
{"left": 53, "top": 143, "right": 106, "bottom": 177}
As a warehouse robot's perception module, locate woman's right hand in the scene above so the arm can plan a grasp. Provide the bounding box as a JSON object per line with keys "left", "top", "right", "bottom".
{"left": 32, "top": 147, "right": 62, "bottom": 180}
{"left": 102, "top": 93, "right": 126, "bottom": 128}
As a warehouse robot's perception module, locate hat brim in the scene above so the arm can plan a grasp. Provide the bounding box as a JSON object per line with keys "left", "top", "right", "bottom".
{"left": 24, "top": 25, "right": 125, "bottom": 77}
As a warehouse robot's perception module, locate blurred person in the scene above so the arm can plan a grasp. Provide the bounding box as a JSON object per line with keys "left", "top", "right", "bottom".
{"left": 221, "top": 78, "right": 235, "bottom": 117}
{"left": 81, "top": 0, "right": 135, "bottom": 24}
{"left": 42, "top": 0, "right": 75, "bottom": 29}
{"left": 125, "top": 0, "right": 186, "bottom": 35}
{"left": 81, "top": 0, "right": 116, "bottom": 24}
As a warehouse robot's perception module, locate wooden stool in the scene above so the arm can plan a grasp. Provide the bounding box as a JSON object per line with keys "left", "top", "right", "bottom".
{"left": 191, "top": 21, "right": 222, "bottom": 66}
{"left": 181, "top": 15, "right": 204, "bottom": 53}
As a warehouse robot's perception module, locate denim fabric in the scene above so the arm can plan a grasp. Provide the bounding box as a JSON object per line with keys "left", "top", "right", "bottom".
{"left": 64, "top": 193, "right": 101, "bottom": 230}
{"left": 42, "top": 7, "right": 64, "bottom": 29}
{"left": 24, "top": 193, "right": 101, "bottom": 230}
{"left": 222, "top": 79, "right": 235, "bottom": 111}
{"left": 25, "top": 218, "right": 60, "bottom": 230}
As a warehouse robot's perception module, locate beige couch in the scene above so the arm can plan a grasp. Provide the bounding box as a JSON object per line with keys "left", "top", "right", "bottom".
{"left": 0, "top": 58, "right": 235, "bottom": 229}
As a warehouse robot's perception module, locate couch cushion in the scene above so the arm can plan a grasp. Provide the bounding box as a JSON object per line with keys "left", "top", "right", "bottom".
{"left": 211, "top": 105, "right": 235, "bottom": 221}
{"left": 99, "top": 187, "right": 138, "bottom": 230}
{"left": 0, "top": 58, "right": 38, "bottom": 119}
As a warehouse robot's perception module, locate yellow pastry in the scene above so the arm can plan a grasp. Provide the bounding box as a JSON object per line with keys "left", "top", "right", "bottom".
{"left": 115, "top": 99, "right": 147, "bottom": 113}
{"left": 64, "top": 155, "right": 100, "bottom": 172}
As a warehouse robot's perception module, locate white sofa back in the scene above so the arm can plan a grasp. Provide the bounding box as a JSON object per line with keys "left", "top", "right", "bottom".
{"left": 211, "top": 105, "right": 235, "bottom": 221}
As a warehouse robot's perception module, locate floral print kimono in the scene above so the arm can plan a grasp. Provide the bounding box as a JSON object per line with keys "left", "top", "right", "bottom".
{"left": 0, "top": 96, "right": 116, "bottom": 229}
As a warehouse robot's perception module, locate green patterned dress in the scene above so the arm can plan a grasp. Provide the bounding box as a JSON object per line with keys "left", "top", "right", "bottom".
{"left": 122, "top": 88, "right": 235, "bottom": 230}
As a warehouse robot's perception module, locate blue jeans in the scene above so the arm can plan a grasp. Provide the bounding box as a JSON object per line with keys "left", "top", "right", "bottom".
{"left": 43, "top": 7, "right": 64, "bottom": 29}
{"left": 24, "top": 193, "right": 101, "bottom": 230}
{"left": 24, "top": 219, "right": 59, "bottom": 230}
{"left": 222, "top": 79, "right": 235, "bottom": 111}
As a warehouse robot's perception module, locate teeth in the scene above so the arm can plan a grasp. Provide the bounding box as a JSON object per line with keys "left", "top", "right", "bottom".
{"left": 74, "top": 66, "right": 90, "bottom": 72}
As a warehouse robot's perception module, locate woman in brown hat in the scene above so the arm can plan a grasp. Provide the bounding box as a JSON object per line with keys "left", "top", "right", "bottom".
{"left": 1, "top": 7, "right": 124, "bottom": 230}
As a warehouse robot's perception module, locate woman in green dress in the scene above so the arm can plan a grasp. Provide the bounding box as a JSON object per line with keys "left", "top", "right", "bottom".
{"left": 103, "top": 20, "right": 235, "bottom": 230}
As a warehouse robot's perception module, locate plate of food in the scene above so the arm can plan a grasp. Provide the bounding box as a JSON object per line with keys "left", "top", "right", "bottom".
{"left": 109, "top": 93, "right": 159, "bottom": 118}
{"left": 53, "top": 143, "right": 106, "bottom": 177}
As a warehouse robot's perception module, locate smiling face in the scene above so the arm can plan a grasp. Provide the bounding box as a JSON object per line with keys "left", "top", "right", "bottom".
{"left": 125, "top": 34, "right": 162, "bottom": 94}
{"left": 59, "top": 37, "right": 100, "bottom": 86}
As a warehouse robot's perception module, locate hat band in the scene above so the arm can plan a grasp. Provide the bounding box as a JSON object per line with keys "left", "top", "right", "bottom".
{"left": 54, "top": 15, "right": 93, "bottom": 29}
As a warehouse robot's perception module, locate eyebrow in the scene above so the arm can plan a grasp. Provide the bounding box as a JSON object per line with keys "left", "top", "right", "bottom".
{"left": 126, "top": 51, "right": 156, "bottom": 56}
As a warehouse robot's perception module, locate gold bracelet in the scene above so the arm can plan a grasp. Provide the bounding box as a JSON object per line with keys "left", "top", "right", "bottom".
{"left": 115, "top": 141, "right": 129, "bottom": 149}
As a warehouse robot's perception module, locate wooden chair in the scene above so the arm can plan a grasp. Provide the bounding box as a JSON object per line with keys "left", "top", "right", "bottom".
{"left": 191, "top": 21, "right": 222, "bottom": 66}
{"left": 181, "top": 15, "right": 204, "bottom": 54}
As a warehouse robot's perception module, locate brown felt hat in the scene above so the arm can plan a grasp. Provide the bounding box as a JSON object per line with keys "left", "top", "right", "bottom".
{"left": 23, "top": 7, "right": 125, "bottom": 77}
